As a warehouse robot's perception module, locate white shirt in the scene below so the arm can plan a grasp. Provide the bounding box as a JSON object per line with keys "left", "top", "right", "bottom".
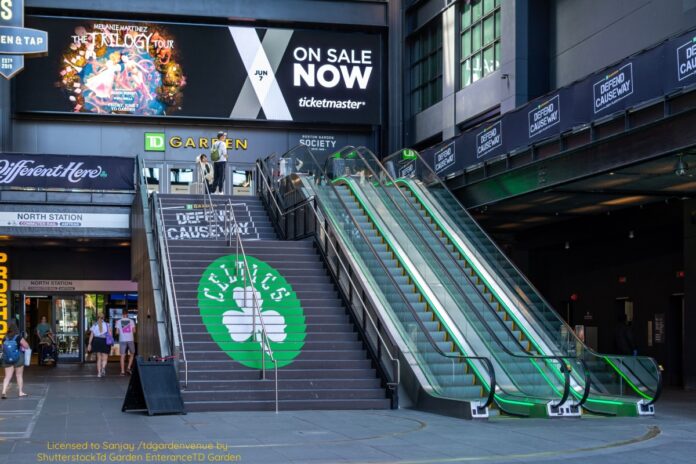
{"left": 213, "top": 139, "right": 228, "bottom": 161}
{"left": 90, "top": 322, "right": 108, "bottom": 338}
{"left": 115, "top": 318, "right": 135, "bottom": 342}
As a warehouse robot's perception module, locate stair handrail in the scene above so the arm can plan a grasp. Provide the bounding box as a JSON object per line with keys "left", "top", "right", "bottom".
{"left": 135, "top": 158, "right": 174, "bottom": 359}
{"left": 257, "top": 151, "right": 497, "bottom": 410}
{"left": 199, "top": 168, "right": 220, "bottom": 240}
{"left": 155, "top": 194, "right": 189, "bottom": 388}
{"left": 224, "top": 199, "right": 279, "bottom": 413}
{"left": 350, "top": 146, "right": 586, "bottom": 409}
{"left": 255, "top": 159, "right": 401, "bottom": 388}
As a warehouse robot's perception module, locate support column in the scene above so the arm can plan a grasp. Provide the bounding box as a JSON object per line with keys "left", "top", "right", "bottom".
{"left": 0, "top": 78, "right": 11, "bottom": 151}
{"left": 441, "top": 4, "right": 457, "bottom": 141}
{"left": 684, "top": 199, "right": 696, "bottom": 389}
{"left": 387, "top": 0, "right": 404, "bottom": 154}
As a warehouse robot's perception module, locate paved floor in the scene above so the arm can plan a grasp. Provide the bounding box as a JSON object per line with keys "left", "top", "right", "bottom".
{"left": 0, "top": 364, "right": 694, "bottom": 463}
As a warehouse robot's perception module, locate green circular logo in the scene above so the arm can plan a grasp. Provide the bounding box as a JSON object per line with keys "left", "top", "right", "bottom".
{"left": 197, "top": 254, "right": 306, "bottom": 369}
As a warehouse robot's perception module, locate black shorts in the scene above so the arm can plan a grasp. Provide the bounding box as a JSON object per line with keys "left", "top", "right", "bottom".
{"left": 91, "top": 337, "right": 110, "bottom": 354}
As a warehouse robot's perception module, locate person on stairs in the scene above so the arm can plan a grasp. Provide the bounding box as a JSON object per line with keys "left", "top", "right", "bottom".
{"left": 210, "top": 131, "right": 228, "bottom": 194}
{"left": 196, "top": 153, "right": 214, "bottom": 194}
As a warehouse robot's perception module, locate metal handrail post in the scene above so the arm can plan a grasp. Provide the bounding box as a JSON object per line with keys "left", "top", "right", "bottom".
{"left": 156, "top": 196, "right": 188, "bottom": 387}
{"left": 226, "top": 198, "right": 278, "bottom": 409}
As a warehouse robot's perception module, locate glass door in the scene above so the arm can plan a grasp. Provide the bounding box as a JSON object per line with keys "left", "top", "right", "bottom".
{"left": 229, "top": 165, "right": 254, "bottom": 196}
{"left": 53, "top": 296, "right": 82, "bottom": 362}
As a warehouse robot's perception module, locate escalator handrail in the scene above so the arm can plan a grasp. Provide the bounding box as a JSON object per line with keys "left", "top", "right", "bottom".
{"left": 279, "top": 145, "right": 497, "bottom": 408}
{"left": 346, "top": 147, "right": 576, "bottom": 408}
{"left": 386, "top": 148, "right": 662, "bottom": 402}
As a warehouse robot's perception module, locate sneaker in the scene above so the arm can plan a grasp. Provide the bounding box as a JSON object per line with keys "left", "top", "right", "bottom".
{"left": 101, "top": 368, "right": 106, "bottom": 377}
{"left": 97, "top": 372, "right": 102, "bottom": 378}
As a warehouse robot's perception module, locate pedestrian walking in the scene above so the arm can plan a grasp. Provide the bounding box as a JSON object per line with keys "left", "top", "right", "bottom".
{"left": 116, "top": 312, "right": 136, "bottom": 376}
{"left": 87, "top": 313, "right": 112, "bottom": 378}
{"left": 2, "top": 322, "right": 30, "bottom": 398}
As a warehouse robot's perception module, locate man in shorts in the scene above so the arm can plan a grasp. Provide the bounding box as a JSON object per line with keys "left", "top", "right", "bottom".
{"left": 115, "top": 312, "right": 136, "bottom": 375}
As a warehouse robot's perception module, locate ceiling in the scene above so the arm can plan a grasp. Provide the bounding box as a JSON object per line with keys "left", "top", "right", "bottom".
{"left": 471, "top": 152, "right": 696, "bottom": 233}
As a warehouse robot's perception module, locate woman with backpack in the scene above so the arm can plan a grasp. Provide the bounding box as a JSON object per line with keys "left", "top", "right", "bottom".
{"left": 87, "top": 313, "right": 113, "bottom": 378}
{"left": 2, "top": 321, "right": 30, "bottom": 399}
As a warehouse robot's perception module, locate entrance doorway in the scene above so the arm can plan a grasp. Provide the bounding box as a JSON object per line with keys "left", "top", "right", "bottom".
{"left": 19, "top": 291, "right": 138, "bottom": 363}
{"left": 24, "top": 295, "right": 82, "bottom": 362}
{"left": 666, "top": 294, "right": 685, "bottom": 387}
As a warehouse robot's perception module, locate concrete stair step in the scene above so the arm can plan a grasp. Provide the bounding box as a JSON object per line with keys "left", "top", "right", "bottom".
{"left": 182, "top": 398, "right": 391, "bottom": 412}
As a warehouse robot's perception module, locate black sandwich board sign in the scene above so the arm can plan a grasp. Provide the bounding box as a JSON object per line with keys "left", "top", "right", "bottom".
{"left": 122, "top": 356, "right": 185, "bottom": 415}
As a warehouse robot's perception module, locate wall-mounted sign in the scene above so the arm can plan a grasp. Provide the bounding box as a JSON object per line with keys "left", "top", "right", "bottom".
{"left": 0, "top": 211, "right": 128, "bottom": 228}
{"left": 528, "top": 94, "right": 560, "bottom": 139}
{"left": 0, "top": 251, "right": 8, "bottom": 342}
{"left": 16, "top": 16, "right": 381, "bottom": 124}
{"left": 0, "top": 153, "right": 134, "bottom": 190}
{"left": 593, "top": 63, "right": 633, "bottom": 114}
{"left": 476, "top": 120, "right": 502, "bottom": 159}
{"left": 297, "top": 134, "right": 337, "bottom": 153}
{"left": 676, "top": 34, "right": 696, "bottom": 82}
{"left": 654, "top": 313, "right": 665, "bottom": 344}
{"left": 0, "top": 0, "right": 48, "bottom": 79}
{"left": 421, "top": 26, "right": 696, "bottom": 178}
{"left": 144, "top": 132, "right": 249, "bottom": 152}
{"left": 433, "top": 142, "right": 455, "bottom": 174}
{"left": 11, "top": 279, "right": 136, "bottom": 292}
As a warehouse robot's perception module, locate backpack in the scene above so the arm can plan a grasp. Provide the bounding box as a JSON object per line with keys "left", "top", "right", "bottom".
{"left": 211, "top": 141, "right": 221, "bottom": 162}
{"left": 2, "top": 335, "right": 20, "bottom": 364}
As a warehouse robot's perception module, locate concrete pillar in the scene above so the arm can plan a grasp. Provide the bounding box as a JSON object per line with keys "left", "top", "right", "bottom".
{"left": 0, "top": 78, "right": 11, "bottom": 151}
{"left": 441, "top": 5, "right": 457, "bottom": 141}
{"left": 387, "top": 0, "right": 404, "bottom": 154}
{"left": 684, "top": 199, "right": 696, "bottom": 389}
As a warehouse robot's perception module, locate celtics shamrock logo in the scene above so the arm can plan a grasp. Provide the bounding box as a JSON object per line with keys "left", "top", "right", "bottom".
{"left": 198, "top": 255, "right": 306, "bottom": 369}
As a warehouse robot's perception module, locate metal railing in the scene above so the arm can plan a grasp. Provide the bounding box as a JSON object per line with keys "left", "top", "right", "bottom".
{"left": 255, "top": 161, "right": 403, "bottom": 406}
{"left": 154, "top": 195, "right": 189, "bottom": 388}
{"left": 200, "top": 170, "right": 220, "bottom": 238}
{"left": 224, "top": 199, "right": 279, "bottom": 413}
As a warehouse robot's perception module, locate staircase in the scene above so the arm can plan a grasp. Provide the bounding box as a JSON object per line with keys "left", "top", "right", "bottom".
{"left": 158, "top": 194, "right": 391, "bottom": 411}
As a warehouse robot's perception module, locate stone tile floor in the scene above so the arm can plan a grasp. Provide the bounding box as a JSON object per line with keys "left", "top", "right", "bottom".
{"left": 0, "top": 363, "right": 694, "bottom": 463}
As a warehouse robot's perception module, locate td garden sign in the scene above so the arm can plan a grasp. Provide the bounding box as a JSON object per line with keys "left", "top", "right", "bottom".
{"left": 0, "top": 0, "right": 48, "bottom": 78}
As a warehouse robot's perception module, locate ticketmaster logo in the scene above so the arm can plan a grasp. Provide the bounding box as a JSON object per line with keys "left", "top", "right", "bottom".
{"left": 145, "top": 133, "right": 165, "bottom": 152}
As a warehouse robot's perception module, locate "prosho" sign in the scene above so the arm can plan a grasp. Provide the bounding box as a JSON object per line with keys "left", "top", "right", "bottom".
{"left": 0, "top": 252, "right": 8, "bottom": 342}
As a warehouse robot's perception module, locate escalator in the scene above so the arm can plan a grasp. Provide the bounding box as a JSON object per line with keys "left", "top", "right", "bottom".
{"left": 329, "top": 152, "right": 582, "bottom": 418}
{"left": 381, "top": 148, "right": 662, "bottom": 416}
{"left": 274, "top": 146, "right": 579, "bottom": 418}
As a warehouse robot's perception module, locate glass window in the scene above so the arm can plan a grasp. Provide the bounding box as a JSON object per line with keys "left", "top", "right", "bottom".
{"left": 483, "top": 15, "right": 495, "bottom": 45}
{"left": 472, "top": 53, "right": 482, "bottom": 83}
{"left": 408, "top": 19, "right": 443, "bottom": 114}
{"left": 483, "top": 45, "right": 495, "bottom": 76}
{"left": 232, "top": 169, "right": 253, "bottom": 196}
{"left": 462, "top": 30, "right": 471, "bottom": 58}
{"left": 460, "top": 0, "right": 501, "bottom": 88}
{"left": 142, "top": 167, "right": 160, "bottom": 193}
{"left": 169, "top": 167, "right": 194, "bottom": 194}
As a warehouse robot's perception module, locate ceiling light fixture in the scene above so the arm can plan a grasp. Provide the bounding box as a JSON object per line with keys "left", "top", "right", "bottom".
{"left": 564, "top": 241, "right": 570, "bottom": 250}
{"left": 675, "top": 154, "right": 689, "bottom": 177}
